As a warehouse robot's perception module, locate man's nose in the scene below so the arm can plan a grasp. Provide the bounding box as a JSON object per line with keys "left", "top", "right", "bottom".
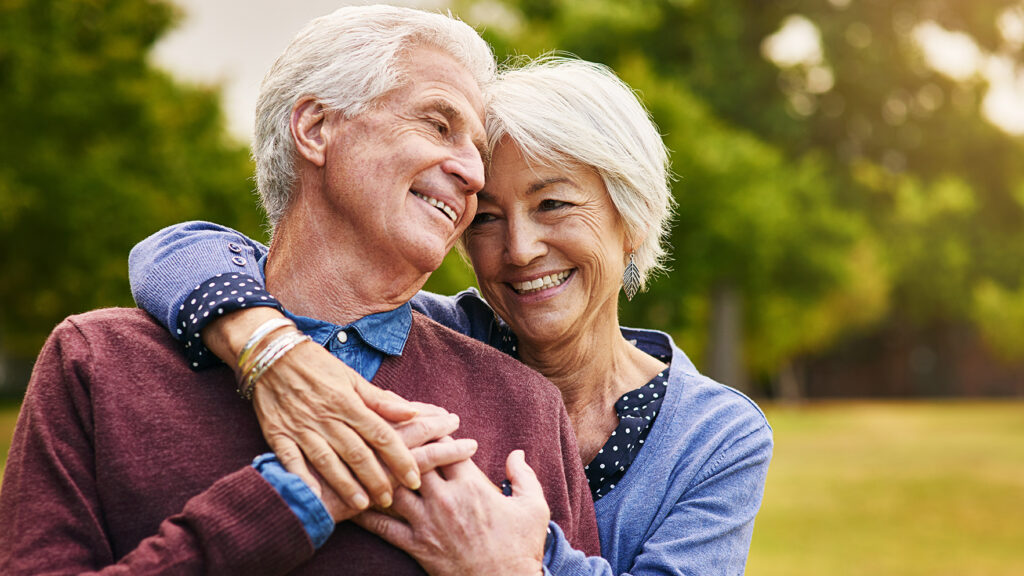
{"left": 442, "top": 142, "right": 486, "bottom": 195}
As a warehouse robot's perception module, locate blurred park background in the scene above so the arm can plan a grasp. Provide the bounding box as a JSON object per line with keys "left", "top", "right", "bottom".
{"left": 1, "top": 0, "right": 1023, "bottom": 573}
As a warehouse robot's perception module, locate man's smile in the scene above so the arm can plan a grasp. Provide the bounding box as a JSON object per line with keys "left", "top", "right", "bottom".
{"left": 411, "top": 190, "right": 457, "bottom": 222}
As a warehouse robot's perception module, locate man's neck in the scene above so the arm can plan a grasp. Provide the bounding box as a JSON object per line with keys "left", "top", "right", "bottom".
{"left": 264, "top": 210, "right": 427, "bottom": 326}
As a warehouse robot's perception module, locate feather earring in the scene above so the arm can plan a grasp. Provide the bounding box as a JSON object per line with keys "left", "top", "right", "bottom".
{"left": 622, "top": 251, "right": 641, "bottom": 301}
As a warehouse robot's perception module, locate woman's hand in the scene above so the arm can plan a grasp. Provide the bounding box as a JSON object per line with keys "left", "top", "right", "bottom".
{"left": 354, "top": 449, "right": 551, "bottom": 576}
{"left": 315, "top": 409, "right": 480, "bottom": 522}
{"left": 201, "top": 307, "right": 426, "bottom": 511}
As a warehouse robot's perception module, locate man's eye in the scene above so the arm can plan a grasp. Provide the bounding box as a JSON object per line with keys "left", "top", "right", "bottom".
{"left": 432, "top": 120, "right": 450, "bottom": 135}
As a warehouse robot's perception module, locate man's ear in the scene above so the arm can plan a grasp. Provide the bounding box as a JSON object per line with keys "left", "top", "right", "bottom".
{"left": 291, "top": 97, "right": 328, "bottom": 167}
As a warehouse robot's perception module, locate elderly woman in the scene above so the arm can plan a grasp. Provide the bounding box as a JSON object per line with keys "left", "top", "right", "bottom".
{"left": 130, "top": 58, "right": 772, "bottom": 574}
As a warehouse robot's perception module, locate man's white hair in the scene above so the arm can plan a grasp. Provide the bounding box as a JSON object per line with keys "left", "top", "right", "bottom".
{"left": 484, "top": 56, "right": 675, "bottom": 290}
{"left": 254, "top": 4, "right": 495, "bottom": 227}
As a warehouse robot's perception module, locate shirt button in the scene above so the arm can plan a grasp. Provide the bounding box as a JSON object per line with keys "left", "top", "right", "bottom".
{"left": 336, "top": 331, "right": 348, "bottom": 344}
{"left": 231, "top": 256, "right": 247, "bottom": 266}
{"left": 227, "top": 242, "right": 242, "bottom": 254}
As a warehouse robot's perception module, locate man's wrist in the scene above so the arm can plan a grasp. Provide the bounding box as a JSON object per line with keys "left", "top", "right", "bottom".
{"left": 253, "top": 453, "right": 335, "bottom": 549}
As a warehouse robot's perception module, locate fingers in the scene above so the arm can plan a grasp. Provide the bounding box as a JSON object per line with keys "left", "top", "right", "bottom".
{"left": 505, "top": 450, "right": 544, "bottom": 502}
{"left": 350, "top": 380, "right": 423, "bottom": 491}
{"left": 359, "top": 383, "right": 419, "bottom": 422}
{"left": 352, "top": 510, "right": 416, "bottom": 550}
{"left": 394, "top": 413, "right": 461, "bottom": 448}
{"left": 315, "top": 472, "right": 361, "bottom": 523}
{"left": 267, "top": 435, "right": 318, "bottom": 493}
{"left": 412, "top": 438, "right": 478, "bottom": 474}
{"left": 298, "top": 432, "right": 373, "bottom": 510}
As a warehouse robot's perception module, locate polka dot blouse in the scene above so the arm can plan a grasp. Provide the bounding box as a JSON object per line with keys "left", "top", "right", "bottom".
{"left": 585, "top": 362, "right": 670, "bottom": 500}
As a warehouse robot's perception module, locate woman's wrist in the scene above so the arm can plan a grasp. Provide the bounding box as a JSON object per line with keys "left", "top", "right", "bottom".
{"left": 202, "top": 306, "right": 292, "bottom": 365}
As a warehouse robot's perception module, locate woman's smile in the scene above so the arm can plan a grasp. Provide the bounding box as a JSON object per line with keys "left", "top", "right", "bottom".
{"left": 509, "top": 269, "right": 574, "bottom": 295}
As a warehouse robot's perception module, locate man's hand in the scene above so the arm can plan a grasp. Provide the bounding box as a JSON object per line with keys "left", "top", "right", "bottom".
{"left": 353, "top": 450, "right": 550, "bottom": 576}
{"left": 201, "top": 307, "right": 429, "bottom": 511}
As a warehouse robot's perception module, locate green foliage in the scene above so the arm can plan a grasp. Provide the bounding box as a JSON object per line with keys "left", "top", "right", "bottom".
{"left": 451, "top": 0, "right": 1024, "bottom": 381}
{"left": 0, "top": 0, "right": 262, "bottom": 362}
{"left": 456, "top": 0, "right": 869, "bottom": 378}
{"left": 973, "top": 277, "right": 1024, "bottom": 361}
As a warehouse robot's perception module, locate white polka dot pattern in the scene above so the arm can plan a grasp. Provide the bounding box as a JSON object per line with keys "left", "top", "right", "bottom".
{"left": 584, "top": 357, "right": 671, "bottom": 501}
{"left": 177, "top": 273, "right": 283, "bottom": 369}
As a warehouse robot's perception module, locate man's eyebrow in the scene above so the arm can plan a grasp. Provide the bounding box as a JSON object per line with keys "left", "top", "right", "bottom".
{"left": 423, "top": 98, "right": 490, "bottom": 164}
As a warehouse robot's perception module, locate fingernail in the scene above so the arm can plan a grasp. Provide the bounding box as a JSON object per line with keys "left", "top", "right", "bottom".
{"left": 405, "top": 470, "right": 421, "bottom": 491}
{"left": 352, "top": 493, "right": 370, "bottom": 510}
{"left": 378, "top": 491, "right": 393, "bottom": 508}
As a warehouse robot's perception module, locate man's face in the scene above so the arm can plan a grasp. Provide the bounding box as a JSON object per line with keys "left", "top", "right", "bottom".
{"left": 317, "top": 46, "right": 487, "bottom": 277}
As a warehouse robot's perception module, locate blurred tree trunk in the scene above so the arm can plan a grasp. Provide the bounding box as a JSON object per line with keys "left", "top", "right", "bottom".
{"left": 707, "top": 284, "right": 749, "bottom": 392}
{"left": 775, "top": 360, "right": 805, "bottom": 403}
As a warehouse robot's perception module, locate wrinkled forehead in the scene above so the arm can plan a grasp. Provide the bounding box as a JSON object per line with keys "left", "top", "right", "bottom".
{"left": 390, "top": 44, "right": 486, "bottom": 114}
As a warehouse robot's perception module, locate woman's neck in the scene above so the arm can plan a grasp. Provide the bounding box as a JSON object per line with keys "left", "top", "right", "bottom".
{"left": 518, "top": 313, "right": 666, "bottom": 463}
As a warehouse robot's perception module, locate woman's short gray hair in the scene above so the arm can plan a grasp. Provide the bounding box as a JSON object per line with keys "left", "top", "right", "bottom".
{"left": 484, "top": 56, "right": 674, "bottom": 290}
{"left": 254, "top": 5, "right": 495, "bottom": 227}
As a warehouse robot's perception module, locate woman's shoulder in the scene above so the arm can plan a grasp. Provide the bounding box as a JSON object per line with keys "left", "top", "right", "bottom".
{"left": 623, "top": 326, "right": 770, "bottom": 434}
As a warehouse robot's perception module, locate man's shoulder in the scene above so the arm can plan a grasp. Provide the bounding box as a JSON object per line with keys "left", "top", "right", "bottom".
{"left": 403, "top": 311, "right": 560, "bottom": 399}
{"left": 49, "top": 308, "right": 185, "bottom": 368}
{"left": 410, "top": 311, "right": 535, "bottom": 370}
{"left": 60, "top": 307, "right": 171, "bottom": 342}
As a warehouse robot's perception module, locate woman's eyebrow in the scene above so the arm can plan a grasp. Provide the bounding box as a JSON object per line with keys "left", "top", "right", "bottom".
{"left": 527, "top": 177, "right": 572, "bottom": 195}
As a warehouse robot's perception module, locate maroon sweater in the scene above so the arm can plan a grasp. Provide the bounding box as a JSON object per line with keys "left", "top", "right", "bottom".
{"left": 0, "top": 308, "right": 598, "bottom": 575}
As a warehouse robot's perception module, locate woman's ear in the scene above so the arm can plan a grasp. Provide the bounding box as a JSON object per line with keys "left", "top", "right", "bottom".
{"left": 290, "top": 97, "right": 328, "bottom": 166}
{"left": 624, "top": 228, "right": 647, "bottom": 254}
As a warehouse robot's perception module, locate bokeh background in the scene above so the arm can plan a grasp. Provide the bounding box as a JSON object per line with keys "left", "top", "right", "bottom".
{"left": 1, "top": 0, "right": 1023, "bottom": 573}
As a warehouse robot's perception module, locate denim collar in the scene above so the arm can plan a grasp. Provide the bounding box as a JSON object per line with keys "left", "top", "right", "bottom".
{"left": 283, "top": 303, "right": 412, "bottom": 356}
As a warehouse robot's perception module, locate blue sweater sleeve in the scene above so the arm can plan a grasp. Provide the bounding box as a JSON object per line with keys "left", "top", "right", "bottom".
{"left": 129, "top": 221, "right": 270, "bottom": 336}
{"left": 543, "top": 522, "right": 613, "bottom": 576}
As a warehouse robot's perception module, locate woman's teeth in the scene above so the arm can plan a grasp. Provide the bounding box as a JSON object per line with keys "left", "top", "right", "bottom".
{"left": 411, "top": 191, "right": 456, "bottom": 222}
{"left": 512, "top": 270, "right": 572, "bottom": 294}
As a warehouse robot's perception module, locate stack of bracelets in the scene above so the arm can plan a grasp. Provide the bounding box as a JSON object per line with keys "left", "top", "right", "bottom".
{"left": 235, "top": 317, "right": 312, "bottom": 400}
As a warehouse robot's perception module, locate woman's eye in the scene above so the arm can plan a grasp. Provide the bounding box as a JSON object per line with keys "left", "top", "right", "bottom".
{"left": 539, "top": 199, "right": 569, "bottom": 211}
{"left": 471, "top": 212, "right": 497, "bottom": 226}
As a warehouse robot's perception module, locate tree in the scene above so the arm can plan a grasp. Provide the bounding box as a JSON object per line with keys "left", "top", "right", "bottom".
{"left": 452, "top": 0, "right": 871, "bottom": 393}
{"left": 0, "top": 0, "right": 262, "bottom": 386}
{"left": 446, "top": 0, "right": 1024, "bottom": 395}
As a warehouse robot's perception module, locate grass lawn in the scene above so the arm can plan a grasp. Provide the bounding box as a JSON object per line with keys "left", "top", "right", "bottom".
{"left": 1, "top": 400, "right": 1022, "bottom": 574}
{"left": 749, "top": 401, "right": 1024, "bottom": 576}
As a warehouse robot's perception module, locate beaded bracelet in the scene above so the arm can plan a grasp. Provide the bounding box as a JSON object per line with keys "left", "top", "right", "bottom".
{"left": 237, "top": 330, "right": 311, "bottom": 400}
{"left": 236, "top": 318, "right": 297, "bottom": 373}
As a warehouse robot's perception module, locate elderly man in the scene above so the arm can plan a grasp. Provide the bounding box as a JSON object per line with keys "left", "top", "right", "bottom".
{"left": 0, "top": 5, "right": 598, "bottom": 575}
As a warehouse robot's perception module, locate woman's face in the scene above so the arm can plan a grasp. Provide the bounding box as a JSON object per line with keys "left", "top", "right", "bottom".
{"left": 464, "top": 139, "right": 628, "bottom": 348}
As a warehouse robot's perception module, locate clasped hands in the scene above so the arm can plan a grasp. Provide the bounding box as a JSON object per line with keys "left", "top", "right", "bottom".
{"left": 249, "top": 339, "right": 549, "bottom": 575}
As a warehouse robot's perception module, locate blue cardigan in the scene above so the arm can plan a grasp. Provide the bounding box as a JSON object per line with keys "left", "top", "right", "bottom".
{"left": 130, "top": 221, "right": 774, "bottom": 575}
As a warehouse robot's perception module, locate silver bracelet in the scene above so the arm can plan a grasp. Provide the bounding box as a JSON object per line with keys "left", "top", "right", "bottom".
{"left": 238, "top": 330, "right": 311, "bottom": 400}
{"left": 236, "top": 317, "right": 296, "bottom": 372}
